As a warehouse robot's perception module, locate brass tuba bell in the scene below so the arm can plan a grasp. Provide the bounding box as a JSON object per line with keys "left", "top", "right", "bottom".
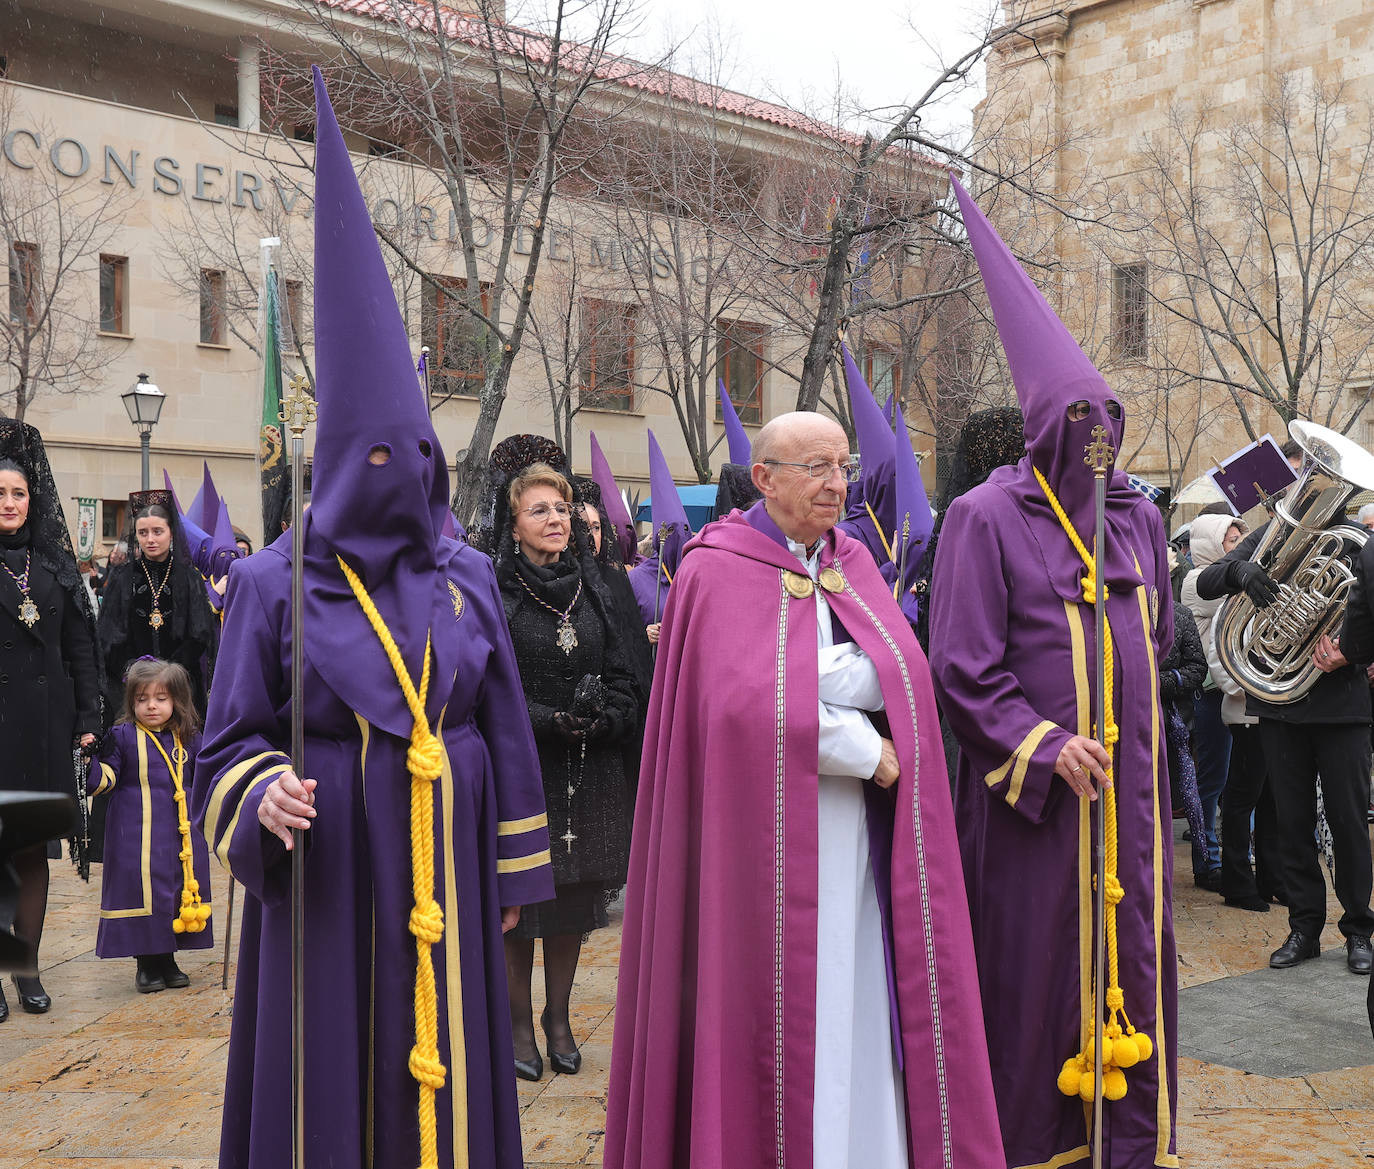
{"left": 1215, "top": 420, "right": 1374, "bottom": 704}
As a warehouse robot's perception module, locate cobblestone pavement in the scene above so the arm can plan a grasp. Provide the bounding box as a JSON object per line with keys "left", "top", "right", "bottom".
{"left": 2, "top": 828, "right": 1372, "bottom": 1168}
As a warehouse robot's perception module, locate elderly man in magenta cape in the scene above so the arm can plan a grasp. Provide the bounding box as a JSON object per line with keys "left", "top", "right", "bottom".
{"left": 192, "top": 70, "right": 553, "bottom": 1169}
{"left": 605, "top": 411, "right": 1001, "bottom": 1169}
{"left": 929, "top": 179, "right": 1177, "bottom": 1169}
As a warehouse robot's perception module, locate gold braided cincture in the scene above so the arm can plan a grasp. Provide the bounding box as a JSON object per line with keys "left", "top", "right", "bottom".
{"left": 1033, "top": 468, "right": 1154, "bottom": 1105}
{"left": 336, "top": 555, "right": 449, "bottom": 1169}
{"left": 141, "top": 728, "right": 211, "bottom": 936}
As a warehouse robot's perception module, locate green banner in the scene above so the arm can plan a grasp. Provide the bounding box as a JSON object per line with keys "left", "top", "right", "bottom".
{"left": 259, "top": 270, "right": 287, "bottom": 540}
{"left": 75, "top": 497, "right": 97, "bottom": 560}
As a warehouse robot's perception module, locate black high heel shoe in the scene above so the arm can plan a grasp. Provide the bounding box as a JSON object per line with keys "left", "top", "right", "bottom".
{"left": 541, "top": 1008, "right": 581, "bottom": 1075}
{"left": 12, "top": 975, "right": 50, "bottom": 1014}
{"left": 513, "top": 1042, "right": 543, "bottom": 1083}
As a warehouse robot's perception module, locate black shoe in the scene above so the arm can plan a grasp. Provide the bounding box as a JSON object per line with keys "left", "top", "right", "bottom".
{"left": 1270, "top": 931, "right": 1321, "bottom": 969}
{"left": 12, "top": 975, "right": 50, "bottom": 1014}
{"left": 134, "top": 960, "right": 166, "bottom": 994}
{"left": 1194, "top": 869, "right": 1224, "bottom": 894}
{"left": 158, "top": 955, "right": 189, "bottom": 989}
{"left": 1223, "top": 895, "right": 1271, "bottom": 913}
{"left": 541, "top": 1007, "right": 582, "bottom": 1075}
{"left": 513, "top": 1047, "right": 543, "bottom": 1082}
{"left": 1346, "top": 936, "right": 1372, "bottom": 975}
{"left": 0, "top": 981, "right": 8, "bottom": 1023}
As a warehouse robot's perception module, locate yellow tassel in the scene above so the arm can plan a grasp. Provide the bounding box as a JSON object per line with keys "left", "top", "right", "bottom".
{"left": 338, "top": 555, "right": 449, "bottom": 1169}
{"left": 142, "top": 727, "right": 205, "bottom": 942}
{"left": 1057, "top": 1057, "right": 1082, "bottom": 1097}
{"left": 1103, "top": 1068, "right": 1128, "bottom": 1101}
{"left": 1132, "top": 1031, "right": 1153, "bottom": 1062}
{"left": 1113, "top": 1036, "right": 1140, "bottom": 1068}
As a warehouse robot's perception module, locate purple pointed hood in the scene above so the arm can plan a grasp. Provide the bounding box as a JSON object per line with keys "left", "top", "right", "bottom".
{"left": 952, "top": 177, "right": 1142, "bottom": 595}
{"left": 187, "top": 462, "right": 217, "bottom": 537}
{"left": 647, "top": 429, "right": 690, "bottom": 580}
{"left": 165, "top": 469, "right": 211, "bottom": 566}
{"left": 717, "top": 380, "right": 753, "bottom": 466}
{"left": 298, "top": 67, "right": 455, "bottom": 736}
{"left": 589, "top": 431, "right": 638, "bottom": 565}
{"left": 951, "top": 178, "right": 1126, "bottom": 537}
{"left": 892, "top": 403, "right": 933, "bottom": 622}
{"left": 209, "top": 495, "right": 244, "bottom": 580}
{"left": 837, "top": 344, "right": 896, "bottom": 566}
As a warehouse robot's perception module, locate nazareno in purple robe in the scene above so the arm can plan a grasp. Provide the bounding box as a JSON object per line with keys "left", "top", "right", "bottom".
{"left": 605, "top": 504, "right": 1003, "bottom": 1169}
{"left": 88, "top": 722, "right": 213, "bottom": 958}
{"left": 193, "top": 533, "right": 554, "bottom": 1169}
{"left": 929, "top": 177, "right": 1178, "bottom": 1169}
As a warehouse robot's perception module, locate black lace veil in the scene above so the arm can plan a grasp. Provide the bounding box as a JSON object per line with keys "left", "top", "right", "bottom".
{"left": 97, "top": 489, "right": 217, "bottom": 710}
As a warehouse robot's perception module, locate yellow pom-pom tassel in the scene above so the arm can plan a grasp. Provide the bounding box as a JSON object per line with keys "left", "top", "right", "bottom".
{"left": 172, "top": 917, "right": 185, "bottom": 934}
{"left": 1103, "top": 1068, "right": 1128, "bottom": 1101}
{"left": 1132, "top": 1031, "right": 1153, "bottom": 1062}
{"left": 196, "top": 905, "right": 212, "bottom": 921}
{"left": 1078, "top": 1071, "right": 1096, "bottom": 1102}
{"left": 1113, "top": 1036, "right": 1140, "bottom": 1068}
{"left": 1058, "top": 1058, "right": 1082, "bottom": 1097}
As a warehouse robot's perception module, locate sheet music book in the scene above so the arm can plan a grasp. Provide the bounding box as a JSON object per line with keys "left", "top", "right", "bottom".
{"left": 1206, "top": 434, "right": 1298, "bottom": 515}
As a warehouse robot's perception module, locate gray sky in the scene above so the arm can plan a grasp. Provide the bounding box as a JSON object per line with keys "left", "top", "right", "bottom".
{"left": 623, "top": 0, "right": 1003, "bottom": 138}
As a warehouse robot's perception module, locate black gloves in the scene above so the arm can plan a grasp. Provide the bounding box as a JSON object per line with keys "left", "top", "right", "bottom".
{"left": 1231, "top": 560, "right": 1281, "bottom": 608}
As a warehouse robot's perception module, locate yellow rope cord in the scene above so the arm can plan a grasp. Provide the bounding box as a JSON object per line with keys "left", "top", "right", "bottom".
{"left": 1033, "top": 470, "right": 1154, "bottom": 1105}
{"left": 863, "top": 500, "right": 897, "bottom": 565}
{"left": 140, "top": 727, "right": 210, "bottom": 936}
{"left": 337, "top": 556, "right": 447, "bottom": 1169}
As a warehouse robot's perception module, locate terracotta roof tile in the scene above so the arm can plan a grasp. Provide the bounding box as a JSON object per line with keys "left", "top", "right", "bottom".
{"left": 318, "top": 0, "right": 871, "bottom": 147}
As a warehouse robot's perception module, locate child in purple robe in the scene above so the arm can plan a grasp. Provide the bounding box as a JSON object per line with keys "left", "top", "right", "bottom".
{"left": 89, "top": 657, "right": 213, "bottom": 993}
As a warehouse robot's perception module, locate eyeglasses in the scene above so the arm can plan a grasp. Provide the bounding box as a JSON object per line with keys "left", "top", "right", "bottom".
{"left": 520, "top": 503, "right": 574, "bottom": 521}
{"left": 763, "top": 458, "right": 862, "bottom": 484}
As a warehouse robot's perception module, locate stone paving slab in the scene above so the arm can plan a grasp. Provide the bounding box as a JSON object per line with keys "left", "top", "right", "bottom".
{"left": 2, "top": 833, "right": 1372, "bottom": 1167}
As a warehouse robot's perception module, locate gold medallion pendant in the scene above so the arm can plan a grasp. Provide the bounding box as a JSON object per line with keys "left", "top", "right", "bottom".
{"left": 818, "top": 566, "right": 846, "bottom": 594}
{"left": 556, "top": 618, "right": 578, "bottom": 655}
{"left": 19, "top": 598, "right": 39, "bottom": 628}
{"left": 149, "top": 607, "right": 166, "bottom": 630}
{"left": 783, "top": 571, "right": 815, "bottom": 599}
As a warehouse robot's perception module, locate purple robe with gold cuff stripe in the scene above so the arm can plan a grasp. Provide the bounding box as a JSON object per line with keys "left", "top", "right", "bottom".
{"left": 929, "top": 473, "right": 1178, "bottom": 1169}
{"left": 192, "top": 537, "right": 553, "bottom": 1169}
{"left": 88, "top": 723, "right": 214, "bottom": 958}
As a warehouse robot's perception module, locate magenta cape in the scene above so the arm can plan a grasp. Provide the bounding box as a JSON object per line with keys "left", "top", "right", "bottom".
{"left": 605, "top": 508, "right": 1002, "bottom": 1169}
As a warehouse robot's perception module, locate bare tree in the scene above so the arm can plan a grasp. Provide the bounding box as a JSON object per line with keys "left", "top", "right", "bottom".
{"left": 578, "top": 47, "right": 783, "bottom": 483}
{"left": 0, "top": 93, "right": 135, "bottom": 418}
{"left": 234, "top": 0, "right": 646, "bottom": 520}
{"left": 1120, "top": 75, "right": 1374, "bottom": 438}
{"left": 766, "top": 3, "right": 1073, "bottom": 412}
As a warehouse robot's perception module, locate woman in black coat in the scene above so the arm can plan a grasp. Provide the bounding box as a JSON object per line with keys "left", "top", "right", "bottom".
{"left": 473, "top": 436, "right": 638, "bottom": 1084}
{"left": 0, "top": 421, "right": 102, "bottom": 1021}
{"left": 1161, "top": 599, "right": 1210, "bottom": 883}
{"left": 96, "top": 490, "right": 216, "bottom": 718}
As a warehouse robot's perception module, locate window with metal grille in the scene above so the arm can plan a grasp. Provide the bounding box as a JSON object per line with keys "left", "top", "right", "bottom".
{"left": 715, "top": 318, "right": 765, "bottom": 424}
{"left": 1112, "top": 262, "right": 1148, "bottom": 363}
{"left": 421, "top": 276, "right": 489, "bottom": 396}
{"left": 8, "top": 241, "right": 38, "bottom": 326}
{"left": 99, "top": 254, "right": 128, "bottom": 334}
{"left": 579, "top": 298, "right": 636, "bottom": 411}
{"left": 860, "top": 348, "right": 901, "bottom": 404}
{"left": 282, "top": 279, "right": 305, "bottom": 353}
{"left": 199, "top": 268, "right": 227, "bottom": 344}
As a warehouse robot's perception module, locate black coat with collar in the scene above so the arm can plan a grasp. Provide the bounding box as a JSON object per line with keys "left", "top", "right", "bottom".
{"left": 0, "top": 548, "right": 101, "bottom": 795}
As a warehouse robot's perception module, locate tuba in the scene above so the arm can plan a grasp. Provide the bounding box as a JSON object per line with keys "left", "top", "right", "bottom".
{"left": 1216, "top": 420, "right": 1374, "bottom": 705}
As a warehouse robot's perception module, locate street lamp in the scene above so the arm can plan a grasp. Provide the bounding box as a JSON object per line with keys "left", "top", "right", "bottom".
{"left": 121, "top": 373, "right": 166, "bottom": 492}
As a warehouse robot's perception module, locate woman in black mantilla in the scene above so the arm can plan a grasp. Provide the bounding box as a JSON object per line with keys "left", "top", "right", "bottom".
{"left": 472, "top": 435, "right": 638, "bottom": 1083}
{"left": 0, "top": 420, "right": 102, "bottom": 1022}
{"left": 96, "top": 490, "right": 217, "bottom": 718}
